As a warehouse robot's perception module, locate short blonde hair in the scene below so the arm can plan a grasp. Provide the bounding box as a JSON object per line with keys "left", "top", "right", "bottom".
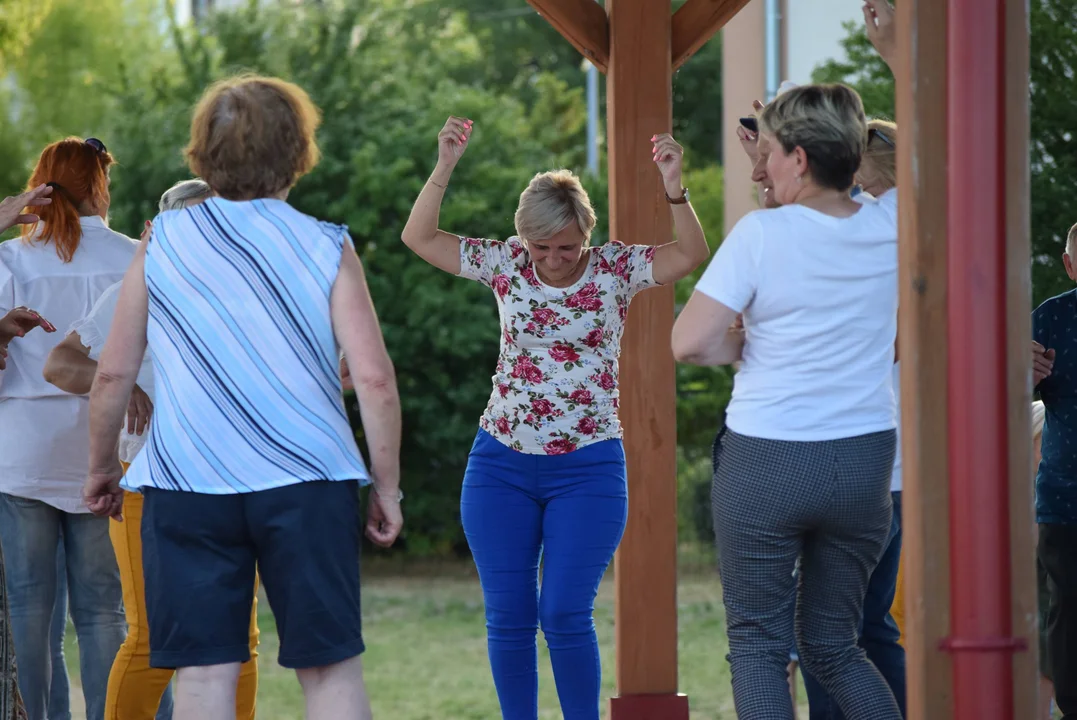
{"left": 860, "top": 119, "right": 898, "bottom": 191}
{"left": 185, "top": 74, "right": 322, "bottom": 200}
{"left": 514, "top": 170, "right": 597, "bottom": 243}
{"left": 759, "top": 83, "right": 867, "bottom": 191}
{"left": 1066, "top": 222, "right": 1077, "bottom": 257}
{"left": 158, "top": 178, "right": 213, "bottom": 212}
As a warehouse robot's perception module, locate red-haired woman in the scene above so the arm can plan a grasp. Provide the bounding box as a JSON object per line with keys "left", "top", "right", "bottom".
{"left": 0, "top": 138, "right": 134, "bottom": 720}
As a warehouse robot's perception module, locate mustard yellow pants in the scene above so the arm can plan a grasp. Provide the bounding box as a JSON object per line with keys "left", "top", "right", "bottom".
{"left": 106, "top": 480, "right": 259, "bottom": 720}
{"left": 891, "top": 551, "right": 906, "bottom": 647}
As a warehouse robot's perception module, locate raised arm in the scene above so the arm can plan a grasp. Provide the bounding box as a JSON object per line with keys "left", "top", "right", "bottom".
{"left": 330, "top": 239, "right": 403, "bottom": 548}
{"left": 400, "top": 116, "right": 474, "bottom": 275}
{"left": 649, "top": 133, "right": 710, "bottom": 285}
{"left": 864, "top": 0, "right": 898, "bottom": 80}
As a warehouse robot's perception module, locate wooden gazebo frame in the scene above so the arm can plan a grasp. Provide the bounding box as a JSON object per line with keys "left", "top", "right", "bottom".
{"left": 523, "top": 1, "right": 1035, "bottom": 719}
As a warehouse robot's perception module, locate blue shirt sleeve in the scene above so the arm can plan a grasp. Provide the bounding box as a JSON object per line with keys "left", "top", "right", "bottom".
{"left": 1033, "top": 301, "right": 1053, "bottom": 394}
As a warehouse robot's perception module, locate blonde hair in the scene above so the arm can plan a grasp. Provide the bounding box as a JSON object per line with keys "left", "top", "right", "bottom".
{"left": 1066, "top": 222, "right": 1077, "bottom": 258}
{"left": 159, "top": 179, "right": 213, "bottom": 212}
{"left": 758, "top": 83, "right": 867, "bottom": 191}
{"left": 185, "top": 74, "right": 322, "bottom": 200}
{"left": 859, "top": 119, "right": 898, "bottom": 191}
{"left": 514, "top": 170, "right": 597, "bottom": 243}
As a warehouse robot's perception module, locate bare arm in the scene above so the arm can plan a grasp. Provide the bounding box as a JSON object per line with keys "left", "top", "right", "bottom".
{"left": 331, "top": 242, "right": 401, "bottom": 496}
{"left": 649, "top": 134, "right": 709, "bottom": 285}
{"left": 672, "top": 292, "right": 745, "bottom": 366}
{"left": 864, "top": 0, "right": 898, "bottom": 79}
{"left": 44, "top": 332, "right": 95, "bottom": 395}
{"left": 400, "top": 116, "right": 474, "bottom": 275}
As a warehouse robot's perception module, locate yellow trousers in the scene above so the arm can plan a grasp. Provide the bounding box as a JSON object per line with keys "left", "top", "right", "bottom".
{"left": 891, "top": 551, "right": 906, "bottom": 647}
{"left": 106, "top": 482, "right": 259, "bottom": 720}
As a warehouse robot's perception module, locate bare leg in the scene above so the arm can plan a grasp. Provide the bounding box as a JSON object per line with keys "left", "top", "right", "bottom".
{"left": 296, "top": 655, "right": 371, "bottom": 720}
{"left": 173, "top": 664, "right": 240, "bottom": 720}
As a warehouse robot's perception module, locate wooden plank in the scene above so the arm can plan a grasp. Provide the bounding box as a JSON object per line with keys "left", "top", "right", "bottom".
{"left": 894, "top": 0, "right": 953, "bottom": 717}
{"left": 525, "top": 0, "right": 610, "bottom": 73}
{"left": 1004, "top": 0, "right": 1037, "bottom": 715}
{"left": 605, "top": 0, "right": 684, "bottom": 716}
{"left": 671, "top": 0, "right": 753, "bottom": 70}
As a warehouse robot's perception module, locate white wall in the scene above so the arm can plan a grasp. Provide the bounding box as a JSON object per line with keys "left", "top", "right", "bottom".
{"left": 783, "top": 0, "right": 865, "bottom": 85}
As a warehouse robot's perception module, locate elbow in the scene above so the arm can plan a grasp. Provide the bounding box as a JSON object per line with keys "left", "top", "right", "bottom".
{"left": 354, "top": 362, "right": 399, "bottom": 398}
{"left": 670, "top": 326, "right": 703, "bottom": 365}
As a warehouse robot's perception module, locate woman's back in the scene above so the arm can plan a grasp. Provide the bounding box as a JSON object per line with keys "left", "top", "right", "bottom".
{"left": 127, "top": 197, "right": 369, "bottom": 494}
{"left": 0, "top": 218, "right": 136, "bottom": 510}
{"left": 700, "top": 191, "right": 899, "bottom": 441}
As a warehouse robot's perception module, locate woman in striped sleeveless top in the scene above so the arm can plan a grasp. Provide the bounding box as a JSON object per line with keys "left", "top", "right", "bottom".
{"left": 83, "top": 75, "right": 402, "bottom": 720}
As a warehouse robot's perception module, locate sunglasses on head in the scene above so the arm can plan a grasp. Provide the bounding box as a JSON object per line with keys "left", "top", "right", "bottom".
{"left": 868, "top": 128, "right": 894, "bottom": 149}
{"left": 84, "top": 137, "right": 107, "bottom": 154}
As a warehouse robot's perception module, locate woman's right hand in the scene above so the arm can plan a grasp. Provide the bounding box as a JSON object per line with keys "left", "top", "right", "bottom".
{"left": 126, "top": 384, "right": 154, "bottom": 436}
{"left": 0, "top": 306, "right": 56, "bottom": 349}
{"left": 437, "top": 116, "right": 473, "bottom": 170}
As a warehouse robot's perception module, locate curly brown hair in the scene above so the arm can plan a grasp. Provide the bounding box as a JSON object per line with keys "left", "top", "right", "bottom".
{"left": 185, "top": 74, "right": 322, "bottom": 200}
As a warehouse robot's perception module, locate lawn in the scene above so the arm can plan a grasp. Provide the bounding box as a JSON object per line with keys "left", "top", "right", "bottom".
{"left": 63, "top": 554, "right": 812, "bottom": 719}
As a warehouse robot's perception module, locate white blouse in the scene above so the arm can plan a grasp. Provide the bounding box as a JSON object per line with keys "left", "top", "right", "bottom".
{"left": 0, "top": 216, "right": 138, "bottom": 512}
{"left": 70, "top": 280, "right": 155, "bottom": 465}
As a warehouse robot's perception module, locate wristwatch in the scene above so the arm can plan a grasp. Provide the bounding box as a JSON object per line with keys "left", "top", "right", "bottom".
{"left": 666, "top": 187, "right": 690, "bottom": 205}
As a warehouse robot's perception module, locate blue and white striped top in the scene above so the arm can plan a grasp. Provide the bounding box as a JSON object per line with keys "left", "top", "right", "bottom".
{"left": 123, "top": 197, "right": 370, "bottom": 494}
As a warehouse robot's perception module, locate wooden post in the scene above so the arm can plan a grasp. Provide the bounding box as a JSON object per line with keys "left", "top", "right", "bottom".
{"left": 606, "top": 1, "right": 686, "bottom": 718}
{"left": 1004, "top": 0, "right": 1037, "bottom": 715}
{"left": 895, "top": 0, "right": 953, "bottom": 717}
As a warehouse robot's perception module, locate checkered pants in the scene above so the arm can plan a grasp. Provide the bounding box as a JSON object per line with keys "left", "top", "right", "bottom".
{"left": 712, "top": 428, "right": 901, "bottom": 720}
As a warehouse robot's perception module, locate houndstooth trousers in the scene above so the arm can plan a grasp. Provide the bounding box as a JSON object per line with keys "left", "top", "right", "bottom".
{"left": 712, "top": 427, "right": 901, "bottom": 720}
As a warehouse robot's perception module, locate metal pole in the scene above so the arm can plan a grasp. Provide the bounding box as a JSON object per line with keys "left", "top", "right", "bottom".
{"left": 764, "top": 0, "right": 780, "bottom": 100}
{"left": 587, "top": 59, "right": 599, "bottom": 175}
{"left": 944, "top": 1, "right": 1019, "bottom": 717}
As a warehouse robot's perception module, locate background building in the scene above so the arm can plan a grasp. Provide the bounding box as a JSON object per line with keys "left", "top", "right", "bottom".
{"left": 722, "top": 0, "right": 865, "bottom": 233}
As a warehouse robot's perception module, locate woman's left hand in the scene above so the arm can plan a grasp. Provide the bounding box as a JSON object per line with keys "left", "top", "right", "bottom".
{"left": 652, "top": 133, "right": 685, "bottom": 191}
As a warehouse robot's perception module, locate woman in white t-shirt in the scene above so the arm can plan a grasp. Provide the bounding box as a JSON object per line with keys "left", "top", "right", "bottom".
{"left": 44, "top": 179, "right": 261, "bottom": 720}
{"left": 672, "top": 84, "right": 901, "bottom": 720}
{"left": 0, "top": 137, "right": 134, "bottom": 720}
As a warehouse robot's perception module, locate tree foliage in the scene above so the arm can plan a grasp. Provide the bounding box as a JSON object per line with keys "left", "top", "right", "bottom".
{"left": 0, "top": 0, "right": 732, "bottom": 555}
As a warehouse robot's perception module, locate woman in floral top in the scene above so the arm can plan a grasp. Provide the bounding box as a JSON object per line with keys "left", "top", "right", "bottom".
{"left": 402, "top": 117, "right": 708, "bottom": 720}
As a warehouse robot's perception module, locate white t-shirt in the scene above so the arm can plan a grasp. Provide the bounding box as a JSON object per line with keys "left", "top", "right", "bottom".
{"left": 70, "top": 280, "right": 155, "bottom": 464}
{"left": 890, "top": 361, "right": 902, "bottom": 491}
{"left": 695, "top": 190, "right": 899, "bottom": 442}
{"left": 0, "top": 216, "right": 138, "bottom": 511}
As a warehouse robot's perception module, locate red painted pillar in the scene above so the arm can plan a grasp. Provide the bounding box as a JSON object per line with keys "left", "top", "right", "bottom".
{"left": 944, "top": 0, "right": 1023, "bottom": 718}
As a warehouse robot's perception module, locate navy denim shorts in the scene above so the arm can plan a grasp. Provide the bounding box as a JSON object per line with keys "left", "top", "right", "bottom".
{"left": 141, "top": 479, "right": 364, "bottom": 669}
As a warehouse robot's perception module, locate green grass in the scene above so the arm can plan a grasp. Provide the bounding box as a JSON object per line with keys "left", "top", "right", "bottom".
{"left": 64, "top": 557, "right": 812, "bottom": 719}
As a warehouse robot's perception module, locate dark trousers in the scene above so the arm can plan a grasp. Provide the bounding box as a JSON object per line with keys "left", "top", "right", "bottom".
{"left": 803, "top": 492, "right": 906, "bottom": 719}
{"left": 1040, "top": 523, "right": 1077, "bottom": 719}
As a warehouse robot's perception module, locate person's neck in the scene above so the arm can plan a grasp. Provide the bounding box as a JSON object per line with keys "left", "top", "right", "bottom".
{"left": 792, "top": 184, "right": 859, "bottom": 217}
{"left": 535, "top": 252, "right": 589, "bottom": 288}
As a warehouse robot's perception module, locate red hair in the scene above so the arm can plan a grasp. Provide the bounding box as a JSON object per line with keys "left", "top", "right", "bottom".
{"left": 20, "top": 137, "right": 114, "bottom": 263}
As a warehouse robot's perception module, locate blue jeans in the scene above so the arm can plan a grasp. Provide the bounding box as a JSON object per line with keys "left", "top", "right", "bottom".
{"left": 0, "top": 493, "right": 126, "bottom": 720}
{"left": 803, "top": 491, "right": 906, "bottom": 719}
{"left": 461, "top": 429, "right": 628, "bottom": 720}
{"left": 49, "top": 544, "right": 70, "bottom": 720}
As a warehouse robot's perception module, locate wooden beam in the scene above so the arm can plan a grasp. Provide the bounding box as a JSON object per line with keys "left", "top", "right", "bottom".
{"left": 605, "top": 1, "right": 685, "bottom": 718}
{"left": 525, "top": 0, "right": 610, "bottom": 73}
{"left": 895, "top": 0, "right": 953, "bottom": 717}
{"left": 671, "top": 0, "right": 753, "bottom": 71}
{"left": 1004, "top": 0, "right": 1037, "bottom": 715}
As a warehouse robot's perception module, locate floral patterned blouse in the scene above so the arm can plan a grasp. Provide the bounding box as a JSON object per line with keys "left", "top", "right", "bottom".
{"left": 458, "top": 236, "right": 658, "bottom": 455}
